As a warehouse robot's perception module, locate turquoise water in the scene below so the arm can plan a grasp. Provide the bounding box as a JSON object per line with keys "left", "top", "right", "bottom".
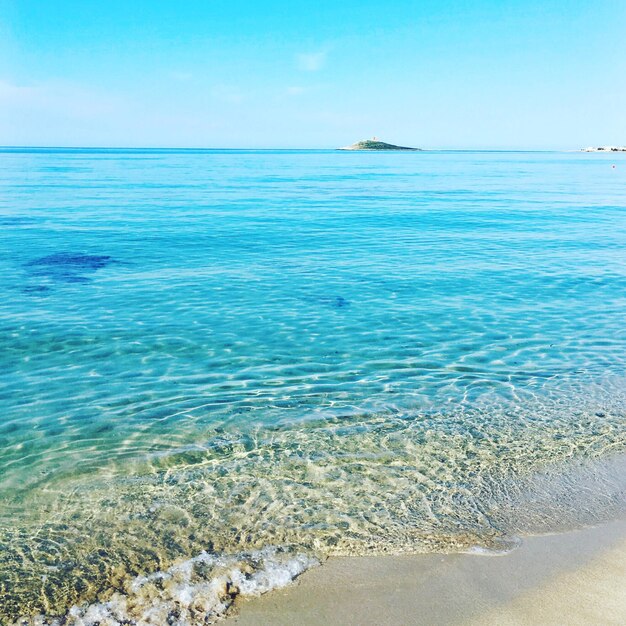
{"left": 1, "top": 148, "right": 626, "bottom": 623}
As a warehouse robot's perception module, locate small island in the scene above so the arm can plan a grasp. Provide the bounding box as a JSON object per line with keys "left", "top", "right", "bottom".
{"left": 338, "top": 137, "right": 421, "bottom": 151}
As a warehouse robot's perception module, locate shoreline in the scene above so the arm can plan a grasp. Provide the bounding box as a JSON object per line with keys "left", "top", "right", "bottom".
{"left": 229, "top": 517, "right": 626, "bottom": 625}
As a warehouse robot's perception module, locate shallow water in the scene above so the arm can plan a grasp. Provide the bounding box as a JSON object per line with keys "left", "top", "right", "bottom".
{"left": 1, "top": 148, "right": 626, "bottom": 624}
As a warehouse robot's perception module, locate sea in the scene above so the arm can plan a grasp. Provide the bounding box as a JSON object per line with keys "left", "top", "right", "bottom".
{"left": 1, "top": 148, "right": 625, "bottom": 625}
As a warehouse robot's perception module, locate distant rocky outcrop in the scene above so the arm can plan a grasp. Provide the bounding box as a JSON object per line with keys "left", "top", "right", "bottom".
{"left": 581, "top": 146, "right": 626, "bottom": 152}
{"left": 338, "top": 138, "right": 421, "bottom": 151}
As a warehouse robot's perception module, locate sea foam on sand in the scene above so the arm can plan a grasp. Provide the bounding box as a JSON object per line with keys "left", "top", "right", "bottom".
{"left": 14, "top": 548, "right": 318, "bottom": 626}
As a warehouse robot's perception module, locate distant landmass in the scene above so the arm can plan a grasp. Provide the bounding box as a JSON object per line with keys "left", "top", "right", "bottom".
{"left": 581, "top": 146, "right": 626, "bottom": 152}
{"left": 338, "top": 138, "right": 421, "bottom": 151}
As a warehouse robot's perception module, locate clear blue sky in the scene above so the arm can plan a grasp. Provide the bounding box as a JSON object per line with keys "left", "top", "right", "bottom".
{"left": 1, "top": 0, "right": 625, "bottom": 148}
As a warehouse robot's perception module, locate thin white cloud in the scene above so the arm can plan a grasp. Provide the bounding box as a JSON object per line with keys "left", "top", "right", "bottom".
{"left": 0, "top": 77, "right": 225, "bottom": 146}
{"left": 0, "top": 79, "right": 124, "bottom": 117}
{"left": 296, "top": 51, "right": 327, "bottom": 72}
{"left": 0, "top": 80, "right": 38, "bottom": 103}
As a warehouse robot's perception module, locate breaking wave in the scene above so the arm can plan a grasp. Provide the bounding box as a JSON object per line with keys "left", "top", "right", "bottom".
{"left": 13, "top": 547, "right": 317, "bottom": 626}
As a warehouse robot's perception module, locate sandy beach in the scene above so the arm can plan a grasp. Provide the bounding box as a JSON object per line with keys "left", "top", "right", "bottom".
{"left": 230, "top": 518, "right": 626, "bottom": 626}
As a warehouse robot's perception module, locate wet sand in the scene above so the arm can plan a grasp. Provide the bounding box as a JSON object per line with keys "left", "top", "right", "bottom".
{"left": 229, "top": 518, "right": 626, "bottom": 625}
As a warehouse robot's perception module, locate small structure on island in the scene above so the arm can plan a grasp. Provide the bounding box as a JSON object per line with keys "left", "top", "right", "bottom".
{"left": 338, "top": 137, "right": 421, "bottom": 151}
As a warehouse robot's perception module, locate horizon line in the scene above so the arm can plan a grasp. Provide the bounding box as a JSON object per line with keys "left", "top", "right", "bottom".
{"left": 0, "top": 145, "right": 582, "bottom": 152}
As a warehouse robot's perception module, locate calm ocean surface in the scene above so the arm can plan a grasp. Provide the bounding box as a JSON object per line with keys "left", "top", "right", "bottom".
{"left": 1, "top": 148, "right": 626, "bottom": 624}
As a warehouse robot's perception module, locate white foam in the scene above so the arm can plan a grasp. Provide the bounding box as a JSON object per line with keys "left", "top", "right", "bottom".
{"left": 14, "top": 547, "right": 318, "bottom": 626}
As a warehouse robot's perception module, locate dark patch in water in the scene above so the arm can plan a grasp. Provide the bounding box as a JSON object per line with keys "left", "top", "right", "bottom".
{"left": 26, "top": 252, "right": 113, "bottom": 271}
{"left": 319, "top": 296, "right": 350, "bottom": 308}
{"left": 301, "top": 294, "right": 350, "bottom": 309}
{"left": 22, "top": 285, "right": 52, "bottom": 295}
{"left": 24, "top": 252, "right": 115, "bottom": 285}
